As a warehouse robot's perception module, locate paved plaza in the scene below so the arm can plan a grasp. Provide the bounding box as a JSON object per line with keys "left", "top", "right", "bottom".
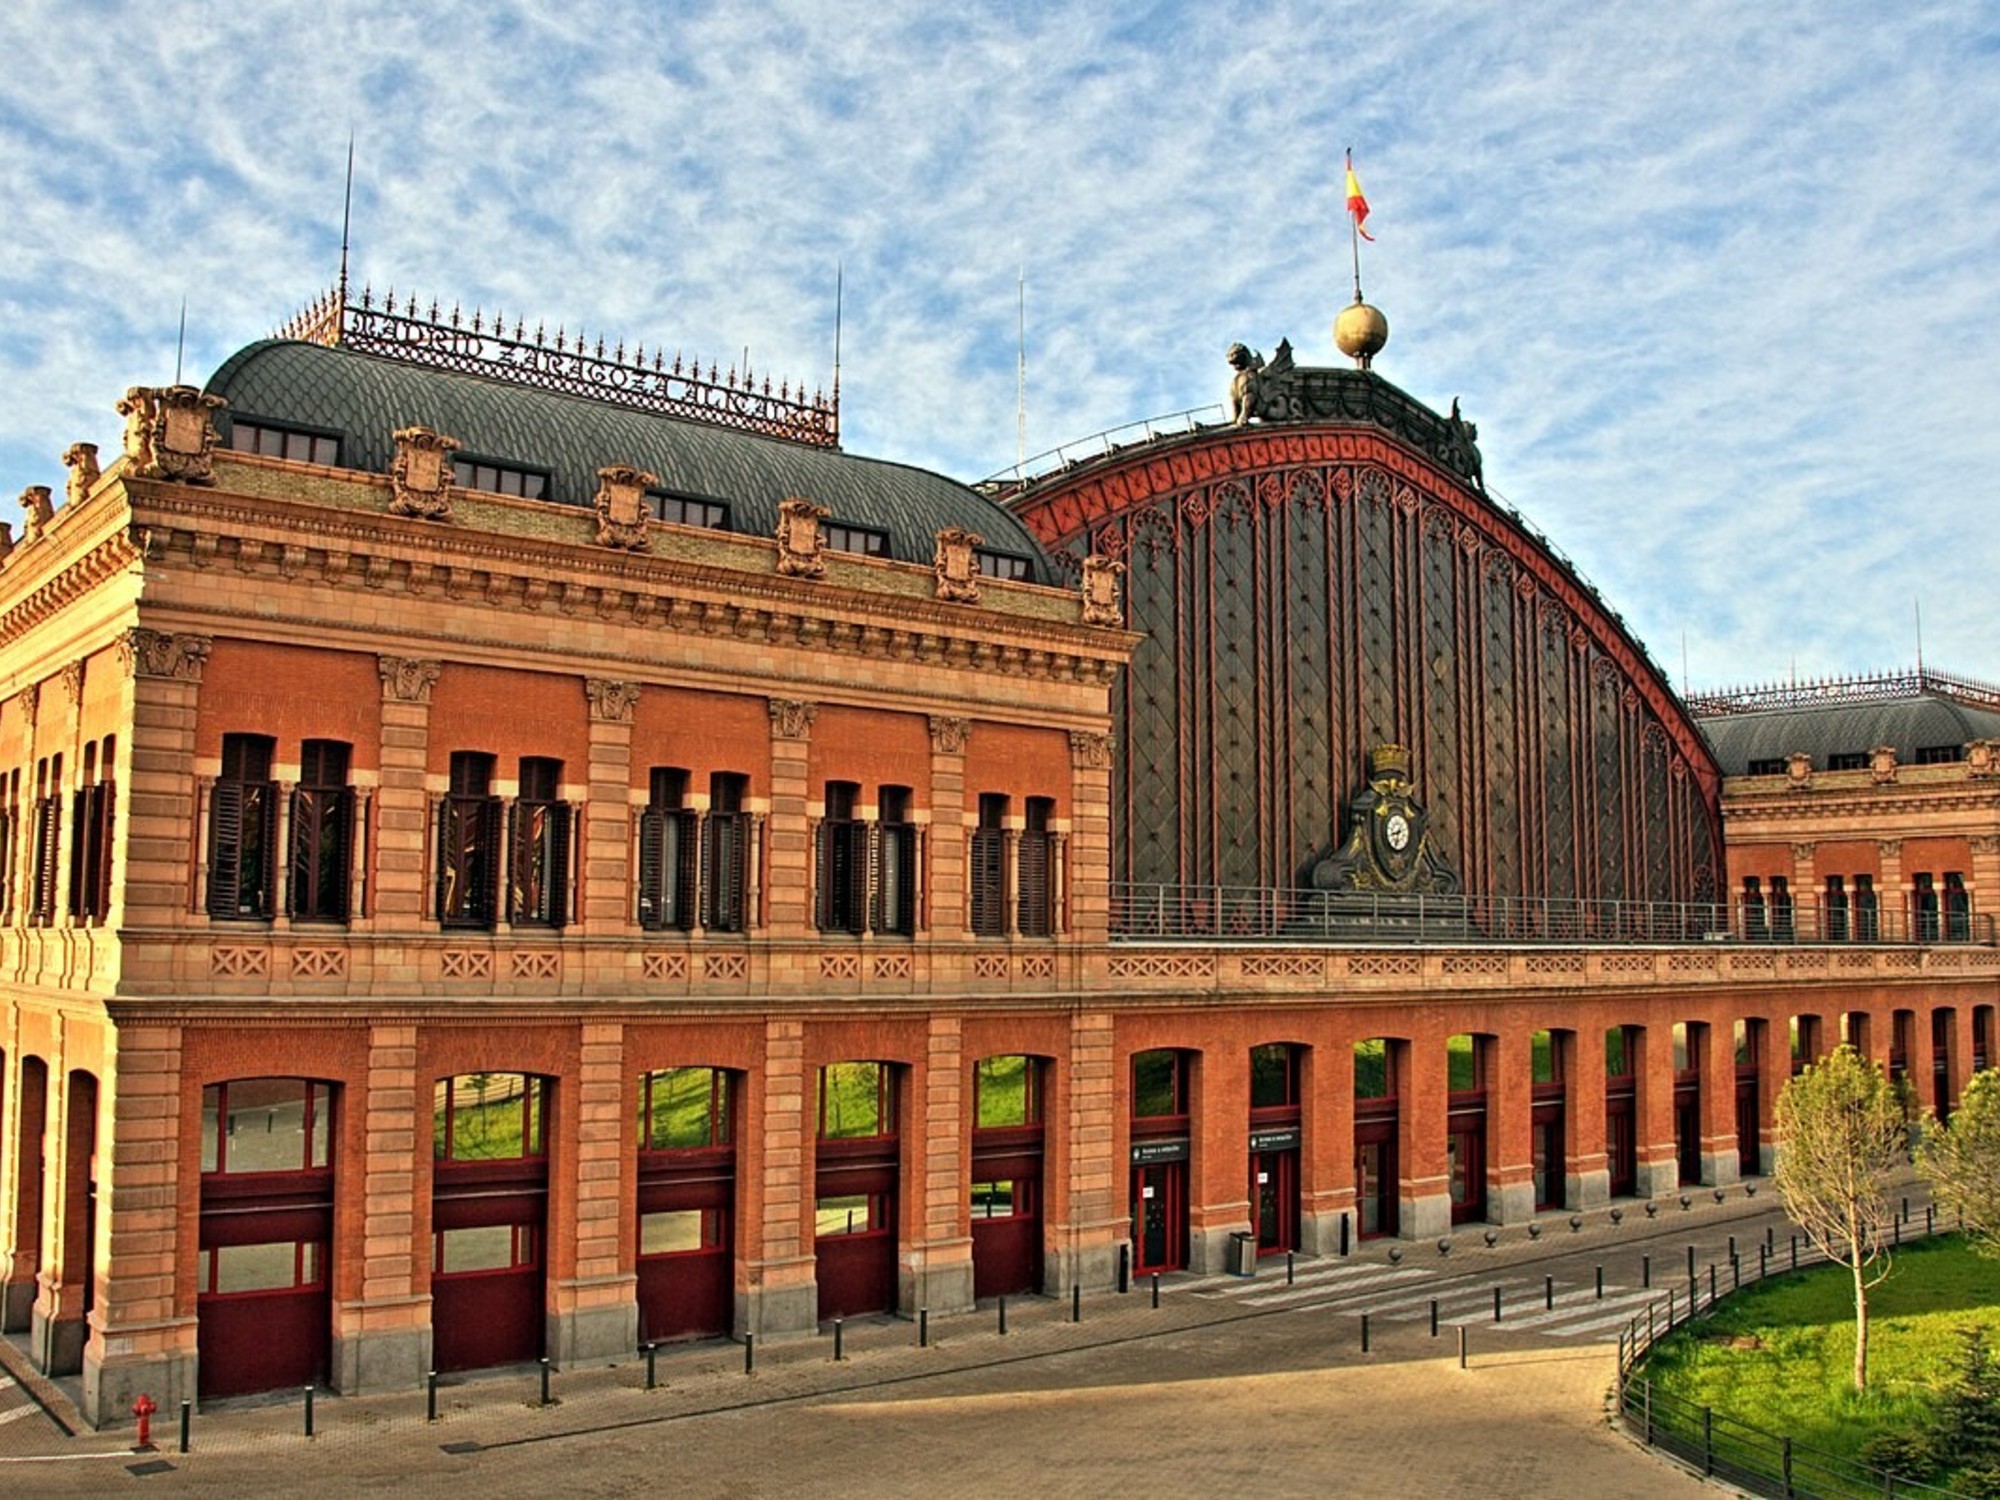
{"left": 0, "top": 1193, "right": 1822, "bottom": 1497}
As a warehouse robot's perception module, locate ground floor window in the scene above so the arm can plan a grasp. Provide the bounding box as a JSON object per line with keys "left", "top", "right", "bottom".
{"left": 198, "top": 1240, "right": 324, "bottom": 1296}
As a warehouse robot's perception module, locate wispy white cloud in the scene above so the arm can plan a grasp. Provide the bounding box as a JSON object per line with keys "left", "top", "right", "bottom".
{"left": 2, "top": 0, "right": 1996, "bottom": 688}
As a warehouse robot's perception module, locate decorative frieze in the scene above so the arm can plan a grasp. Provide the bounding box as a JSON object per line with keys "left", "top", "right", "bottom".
{"left": 377, "top": 656, "right": 441, "bottom": 704}
{"left": 117, "top": 385, "right": 225, "bottom": 485}
{"left": 388, "top": 426, "right": 460, "bottom": 520}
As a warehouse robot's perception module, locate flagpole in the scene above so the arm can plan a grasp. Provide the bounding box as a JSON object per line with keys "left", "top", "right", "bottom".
{"left": 1347, "top": 146, "right": 1363, "bottom": 300}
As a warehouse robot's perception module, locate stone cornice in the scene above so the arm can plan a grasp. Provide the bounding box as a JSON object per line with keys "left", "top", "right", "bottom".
{"left": 0, "top": 529, "right": 141, "bottom": 648}
{"left": 123, "top": 480, "right": 1133, "bottom": 690}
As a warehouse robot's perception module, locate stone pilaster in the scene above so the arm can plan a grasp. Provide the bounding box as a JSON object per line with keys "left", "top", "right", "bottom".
{"left": 1567, "top": 1025, "right": 1611, "bottom": 1209}
{"left": 1877, "top": 839, "right": 1905, "bottom": 938}
{"left": 1696, "top": 1022, "right": 1739, "bottom": 1188}
{"left": 764, "top": 700, "right": 814, "bottom": 937}
{"left": 1300, "top": 1039, "right": 1355, "bottom": 1255}
{"left": 332, "top": 1024, "right": 430, "bottom": 1392}
{"left": 114, "top": 633, "right": 209, "bottom": 948}
{"left": 1053, "top": 1010, "right": 1119, "bottom": 1295}
{"left": 1486, "top": 1031, "right": 1536, "bottom": 1225}
{"left": 1187, "top": 1044, "right": 1248, "bottom": 1273}
{"left": 550, "top": 1022, "right": 636, "bottom": 1364}
{"left": 741, "top": 1018, "right": 814, "bottom": 1336}
{"left": 582, "top": 680, "right": 639, "bottom": 937}
{"left": 1634, "top": 1025, "right": 1679, "bottom": 1200}
{"left": 374, "top": 659, "right": 440, "bottom": 925}
{"left": 903, "top": 1016, "right": 973, "bottom": 1314}
{"left": 1401, "top": 1034, "right": 1451, "bottom": 1239}
{"left": 80, "top": 1025, "right": 196, "bottom": 1426}
{"left": 927, "top": 717, "right": 968, "bottom": 934}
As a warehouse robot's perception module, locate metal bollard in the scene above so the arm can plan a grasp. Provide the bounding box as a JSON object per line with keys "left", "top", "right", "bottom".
{"left": 833, "top": 1318, "right": 845, "bottom": 1361}
{"left": 1926, "top": 1205, "right": 1935, "bottom": 1235}
{"left": 304, "top": 1385, "right": 315, "bottom": 1439}
{"left": 1595, "top": 1265, "right": 1604, "bottom": 1300}
{"left": 1728, "top": 1234, "right": 1736, "bottom": 1260}
{"left": 426, "top": 1370, "right": 438, "bottom": 1423}
{"left": 1493, "top": 1285, "right": 1502, "bottom": 1322}
{"left": 1545, "top": 1275, "right": 1554, "bottom": 1311}
{"left": 1732, "top": 1259, "right": 1740, "bottom": 1292}
{"left": 1286, "top": 1251, "right": 1295, "bottom": 1285}
{"left": 1457, "top": 1326, "right": 1467, "bottom": 1369}
{"left": 1703, "top": 1406, "right": 1714, "bottom": 1477}
{"left": 1894, "top": 1215, "right": 1902, "bottom": 1247}
{"left": 180, "top": 1400, "right": 192, "bottom": 1454}
{"left": 998, "top": 1298, "right": 1007, "bottom": 1336}
{"left": 1118, "top": 1243, "right": 1131, "bottom": 1295}
{"left": 1361, "top": 1313, "right": 1370, "bottom": 1353}
{"left": 1642, "top": 1253, "right": 1651, "bottom": 1288}
{"left": 919, "top": 1309, "right": 929, "bottom": 1348}
{"left": 1647, "top": 1302, "right": 1655, "bottom": 1346}
{"left": 1759, "top": 1244, "right": 1768, "bottom": 1280}
{"left": 1151, "top": 1272, "right": 1160, "bottom": 1310}
{"left": 1072, "top": 1284, "right": 1082, "bottom": 1323}
{"left": 1429, "top": 1298, "right": 1439, "bottom": 1337}
{"left": 1790, "top": 1234, "right": 1798, "bottom": 1270}
{"left": 1687, "top": 1244, "right": 1696, "bottom": 1280}
{"left": 645, "top": 1342, "right": 658, "bottom": 1390}
{"left": 539, "top": 1356, "right": 551, "bottom": 1407}
{"left": 744, "top": 1332, "right": 755, "bottom": 1375}
{"left": 1902, "top": 1196, "right": 1910, "bottom": 1222}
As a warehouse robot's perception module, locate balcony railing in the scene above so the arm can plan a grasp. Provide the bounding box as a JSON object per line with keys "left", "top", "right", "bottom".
{"left": 1107, "top": 884, "right": 1994, "bottom": 947}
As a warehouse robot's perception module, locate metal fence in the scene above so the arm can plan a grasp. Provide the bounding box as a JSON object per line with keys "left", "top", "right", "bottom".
{"left": 1106, "top": 884, "right": 1995, "bottom": 948}
{"left": 1613, "top": 1212, "right": 1969, "bottom": 1499}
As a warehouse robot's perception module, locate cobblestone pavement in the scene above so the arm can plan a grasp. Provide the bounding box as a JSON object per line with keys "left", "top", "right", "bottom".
{"left": 0, "top": 1188, "right": 1916, "bottom": 1497}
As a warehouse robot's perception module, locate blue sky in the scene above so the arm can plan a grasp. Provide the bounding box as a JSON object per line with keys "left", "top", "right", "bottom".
{"left": 3, "top": 1, "right": 1997, "bottom": 690}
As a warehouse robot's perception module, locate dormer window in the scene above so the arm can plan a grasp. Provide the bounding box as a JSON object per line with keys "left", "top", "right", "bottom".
{"left": 1827, "top": 752, "right": 1869, "bottom": 772}
{"left": 1744, "top": 757, "right": 1787, "bottom": 776}
{"left": 824, "top": 523, "right": 889, "bottom": 558}
{"left": 975, "top": 549, "right": 1032, "bottom": 582}
{"left": 452, "top": 457, "right": 549, "bottom": 500}
{"left": 648, "top": 491, "right": 730, "bottom": 530}
{"left": 1914, "top": 744, "right": 1963, "bottom": 766}
{"left": 228, "top": 420, "right": 340, "bottom": 466}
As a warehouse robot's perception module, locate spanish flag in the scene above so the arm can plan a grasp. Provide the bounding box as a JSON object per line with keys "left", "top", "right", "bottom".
{"left": 1345, "top": 149, "right": 1374, "bottom": 242}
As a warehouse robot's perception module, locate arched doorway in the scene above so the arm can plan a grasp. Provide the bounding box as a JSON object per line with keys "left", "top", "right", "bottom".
{"left": 636, "top": 1066, "right": 736, "bottom": 1341}
{"left": 1129, "top": 1049, "right": 1190, "bottom": 1273}
{"left": 969, "top": 1055, "right": 1046, "bottom": 1299}
{"left": 431, "top": 1073, "right": 549, "bottom": 1372}
{"left": 814, "top": 1061, "right": 899, "bottom": 1320}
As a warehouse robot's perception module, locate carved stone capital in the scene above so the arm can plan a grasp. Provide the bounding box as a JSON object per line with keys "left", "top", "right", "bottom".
{"left": 18, "top": 486, "right": 53, "bottom": 542}
{"left": 934, "top": 526, "right": 983, "bottom": 604}
{"left": 1878, "top": 838, "right": 1903, "bottom": 859}
{"left": 17, "top": 681, "right": 38, "bottom": 726}
{"left": 378, "top": 656, "right": 442, "bottom": 704}
{"left": 1080, "top": 553, "right": 1125, "bottom": 628}
{"left": 59, "top": 660, "right": 85, "bottom": 708}
{"left": 594, "top": 465, "right": 657, "bottom": 551}
{"left": 63, "top": 442, "right": 100, "bottom": 509}
{"left": 1869, "top": 744, "right": 1898, "bottom": 785}
{"left": 1970, "top": 835, "right": 2000, "bottom": 857}
{"left": 928, "top": 715, "right": 969, "bottom": 755}
{"left": 388, "top": 426, "right": 461, "bottom": 520}
{"left": 117, "top": 385, "right": 225, "bottom": 485}
{"left": 585, "top": 678, "right": 641, "bottom": 723}
{"left": 775, "top": 496, "right": 830, "bottom": 578}
{"left": 1069, "top": 730, "right": 1115, "bottom": 770}
{"left": 120, "top": 628, "right": 211, "bottom": 682}
{"left": 1789, "top": 841, "right": 1815, "bottom": 864}
{"left": 768, "top": 698, "right": 817, "bottom": 739}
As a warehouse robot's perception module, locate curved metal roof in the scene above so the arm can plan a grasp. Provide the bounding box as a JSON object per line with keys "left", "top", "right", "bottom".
{"left": 1701, "top": 693, "right": 2000, "bottom": 775}
{"left": 204, "top": 339, "right": 1050, "bottom": 579}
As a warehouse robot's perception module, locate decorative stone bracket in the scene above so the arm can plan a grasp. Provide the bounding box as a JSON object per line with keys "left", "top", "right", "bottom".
{"left": 117, "top": 385, "right": 225, "bottom": 485}
{"left": 928, "top": 715, "right": 969, "bottom": 755}
{"left": 389, "top": 426, "right": 461, "bottom": 520}
{"left": 594, "top": 465, "right": 658, "bottom": 551}
{"left": 585, "top": 678, "right": 641, "bottom": 723}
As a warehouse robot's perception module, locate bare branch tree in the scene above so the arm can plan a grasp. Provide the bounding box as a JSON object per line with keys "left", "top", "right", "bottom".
{"left": 1920, "top": 1067, "right": 2000, "bottom": 1258}
{"left": 1773, "top": 1044, "right": 1909, "bottom": 1392}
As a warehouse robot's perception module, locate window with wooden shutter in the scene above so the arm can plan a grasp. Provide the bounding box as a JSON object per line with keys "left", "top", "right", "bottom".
{"left": 873, "top": 786, "right": 916, "bottom": 937}
{"left": 702, "top": 772, "right": 749, "bottom": 934}
{"left": 1018, "top": 797, "right": 1054, "bottom": 937}
{"left": 438, "top": 751, "right": 500, "bottom": 929}
{"left": 208, "top": 735, "right": 276, "bottom": 920}
{"left": 31, "top": 786, "right": 62, "bottom": 924}
{"left": 637, "top": 768, "right": 693, "bottom": 932}
{"left": 969, "top": 793, "right": 1008, "bottom": 937}
{"left": 290, "top": 739, "right": 353, "bottom": 923}
{"left": 817, "top": 782, "right": 866, "bottom": 934}
{"left": 510, "top": 757, "right": 569, "bottom": 928}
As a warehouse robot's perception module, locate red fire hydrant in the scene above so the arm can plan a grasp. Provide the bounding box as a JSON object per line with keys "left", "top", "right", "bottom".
{"left": 133, "top": 1393, "right": 157, "bottom": 1449}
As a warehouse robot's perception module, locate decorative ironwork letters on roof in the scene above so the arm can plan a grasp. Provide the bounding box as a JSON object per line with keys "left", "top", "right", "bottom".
{"left": 281, "top": 285, "right": 838, "bottom": 448}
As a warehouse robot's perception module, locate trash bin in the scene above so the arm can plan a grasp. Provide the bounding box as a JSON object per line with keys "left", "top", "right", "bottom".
{"left": 1229, "top": 1231, "right": 1258, "bottom": 1277}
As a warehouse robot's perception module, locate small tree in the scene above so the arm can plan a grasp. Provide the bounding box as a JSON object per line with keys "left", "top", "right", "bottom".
{"left": 1920, "top": 1067, "right": 2000, "bottom": 1257}
{"left": 1773, "top": 1044, "right": 1908, "bottom": 1392}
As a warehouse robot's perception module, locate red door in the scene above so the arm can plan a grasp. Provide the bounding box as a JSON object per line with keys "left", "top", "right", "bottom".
{"left": 1131, "top": 1162, "right": 1186, "bottom": 1273}
{"left": 1252, "top": 1151, "right": 1297, "bottom": 1254}
{"left": 431, "top": 1165, "right": 548, "bottom": 1372}
{"left": 815, "top": 1142, "right": 898, "bottom": 1321}
{"left": 637, "top": 1145, "right": 734, "bottom": 1341}
{"left": 971, "top": 1126, "right": 1044, "bottom": 1299}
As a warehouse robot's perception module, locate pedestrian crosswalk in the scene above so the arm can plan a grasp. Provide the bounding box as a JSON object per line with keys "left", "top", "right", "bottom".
{"left": 1181, "top": 1255, "right": 1670, "bottom": 1343}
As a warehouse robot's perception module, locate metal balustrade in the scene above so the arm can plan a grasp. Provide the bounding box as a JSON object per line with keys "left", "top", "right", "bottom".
{"left": 1107, "top": 884, "right": 1994, "bottom": 947}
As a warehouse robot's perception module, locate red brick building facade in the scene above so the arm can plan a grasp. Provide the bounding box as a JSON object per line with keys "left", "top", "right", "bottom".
{"left": 0, "top": 298, "right": 1991, "bottom": 1423}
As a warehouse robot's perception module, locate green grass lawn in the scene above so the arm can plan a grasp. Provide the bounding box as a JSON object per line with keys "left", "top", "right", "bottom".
{"left": 1638, "top": 1235, "right": 2000, "bottom": 1476}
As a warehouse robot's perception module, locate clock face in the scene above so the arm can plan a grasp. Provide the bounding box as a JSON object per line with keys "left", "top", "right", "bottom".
{"left": 1385, "top": 812, "right": 1411, "bottom": 852}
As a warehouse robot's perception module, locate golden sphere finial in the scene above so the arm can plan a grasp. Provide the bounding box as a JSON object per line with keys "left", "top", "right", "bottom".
{"left": 1334, "top": 297, "right": 1388, "bottom": 369}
